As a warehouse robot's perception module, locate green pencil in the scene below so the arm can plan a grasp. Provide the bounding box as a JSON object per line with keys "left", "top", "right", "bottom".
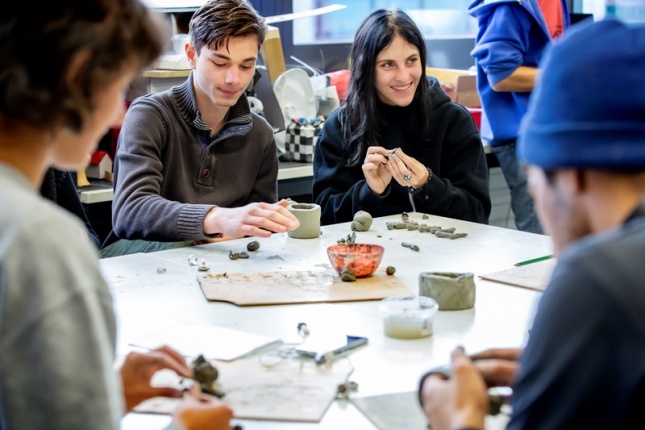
{"left": 514, "top": 255, "right": 554, "bottom": 267}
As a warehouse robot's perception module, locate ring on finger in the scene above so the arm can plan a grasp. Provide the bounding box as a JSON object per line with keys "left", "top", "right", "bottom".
{"left": 403, "top": 173, "right": 412, "bottom": 182}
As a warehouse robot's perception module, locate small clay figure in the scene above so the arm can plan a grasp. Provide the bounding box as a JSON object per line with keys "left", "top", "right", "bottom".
{"left": 338, "top": 232, "right": 357, "bottom": 244}
{"left": 422, "top": 214, "right": 429, "bottom": 220}
{"left": 450, "top": 233, "right": 468, "bottom": 240}
{"left": 351, "top": 210, "right": 373, "bottom": 231}
{"left": 341, "top": 268, "right": 357, "bottom": 282}
{"left": 336, "top": 381, "right": 359, "bottom": 400}
{"left": 247, "top": 241, "right": 260, "bottom": 252}
{"left": 401, "top": 242, "right": 420, "bottom": 252}
{"left": 229, "top": 250, "right": 249, "bottom": 260}
{"left": 402, "top": 212, "right": 410, "bottom": 223}
{"left": 386, "top": 266, "right": 396, "bottom": 275}
{"left": 406, "top": 223, "right": 419, "bottom": 231}
{"left": 192, "top": 354, "right": 224, "bottom": 398}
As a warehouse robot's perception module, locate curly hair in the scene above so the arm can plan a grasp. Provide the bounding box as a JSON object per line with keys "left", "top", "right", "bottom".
{"left": 0, "top": 0, "right": 166, "bottom": 132}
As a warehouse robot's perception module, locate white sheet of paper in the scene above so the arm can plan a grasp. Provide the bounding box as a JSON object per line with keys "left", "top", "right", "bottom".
{"left": 130, "top": 323, "right": 283, "bottom": 361}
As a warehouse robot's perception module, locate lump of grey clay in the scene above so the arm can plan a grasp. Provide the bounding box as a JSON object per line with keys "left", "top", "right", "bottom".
{"left": 419, "top": 272, "right": 475, "bottom": 310}
{"left": 351, "top": 210, "right": 373, "bottom": 231}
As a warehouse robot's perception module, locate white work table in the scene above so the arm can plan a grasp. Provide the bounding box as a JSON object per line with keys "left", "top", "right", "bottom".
{"left": 102, "top": 213, "right": 552, "bottom": 429}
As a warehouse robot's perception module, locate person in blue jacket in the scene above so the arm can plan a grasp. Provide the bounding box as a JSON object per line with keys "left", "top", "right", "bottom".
{"left": 313, "top": 8, "right": 491, "bottom": 226}
{"left": 468, "top": 0, "right": 570, "bottom": 233}
{"left": 419, "top": 19, "right": 645, "bottom": 430}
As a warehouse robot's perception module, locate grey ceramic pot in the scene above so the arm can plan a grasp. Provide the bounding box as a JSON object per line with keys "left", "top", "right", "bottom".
{"left": 287, "top": 203, "right": 321, "bottom": 239}
{"left": 418, "top": 272, "right": 476, "bottom": 310}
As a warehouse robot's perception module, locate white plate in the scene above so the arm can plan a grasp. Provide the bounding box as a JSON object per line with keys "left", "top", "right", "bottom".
{"left": 273, "top": 68, "right": 317, "bottom": 126}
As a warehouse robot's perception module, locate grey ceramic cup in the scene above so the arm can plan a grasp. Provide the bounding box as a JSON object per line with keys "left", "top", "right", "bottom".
{"left": 418, "top": 272, "right": 476, "bottom": 310}
{"left": 287, "top": 203, "right": 321, "bottom": 239}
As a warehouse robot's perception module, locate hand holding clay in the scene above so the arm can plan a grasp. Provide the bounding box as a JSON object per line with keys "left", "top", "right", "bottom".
{"left": 362, "top": 146, "right": 393, "bottom": 194}
{"left": 203, "top": 200, "right": 299, "bottom": 239}
{"left": 385, "top": 148, "right": 430, "bottom": 189}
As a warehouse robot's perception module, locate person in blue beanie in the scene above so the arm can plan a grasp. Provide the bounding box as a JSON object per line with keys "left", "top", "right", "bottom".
{"left": 468, "top": 0, "right": 570, "bottom": 233}
{"left": 313, "top": 9, "right": 491, "bottom": 225}
{"left": 419, "top": 19, "right": 645, "bottom": 429}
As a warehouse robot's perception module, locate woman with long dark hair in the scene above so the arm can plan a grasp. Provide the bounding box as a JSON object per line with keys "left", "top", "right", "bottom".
{"left": 313, "top": 9, "right": 491, "bottom": 225}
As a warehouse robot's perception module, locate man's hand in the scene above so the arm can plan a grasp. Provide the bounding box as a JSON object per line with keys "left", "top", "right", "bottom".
{"left": 470, "top": 348, "right": 522, "bottom": 387}
{"left": 362, "top": 146, "right": 393, "bottom": 195}
{"left": 172, "top": 385, "right": 234, "bottom": 430}
{"left": 120, "top": 345, "right": 191, "bottom": 412}
{"left": 204, "top": 199, "right": 300, "bottom": 239}
{"left": 420, "top": 347, "right": 488, "bottom": 430}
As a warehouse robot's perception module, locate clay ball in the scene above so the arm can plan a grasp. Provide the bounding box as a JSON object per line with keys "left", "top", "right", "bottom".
{"left": 351, "top": 210, "right": 373, "bottom": 231}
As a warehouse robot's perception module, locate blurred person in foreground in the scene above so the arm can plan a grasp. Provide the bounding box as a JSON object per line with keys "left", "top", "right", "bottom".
{"left": 0, "top": 1, "right": 234, "bottom": 428}
{"left": 419, "top": 19, "right": 645, "bottom": 430}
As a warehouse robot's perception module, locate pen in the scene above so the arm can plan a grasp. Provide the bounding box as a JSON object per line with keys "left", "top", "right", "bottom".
{"left": 514, "top": 255, "right": 553, "bottom": 267}
{"left": 315, "top": 336, "right": 368, "bottom": 365}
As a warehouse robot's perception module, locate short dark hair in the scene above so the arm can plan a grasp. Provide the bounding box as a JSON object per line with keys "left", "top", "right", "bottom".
{"left": 189, "top": 0, "right": 267, "bottom": 53}
{"left": 0, "top": 0, "right": 166, "bottom": 132}
{"left": 344, "top": 9, "right": 430, "bottom": 166}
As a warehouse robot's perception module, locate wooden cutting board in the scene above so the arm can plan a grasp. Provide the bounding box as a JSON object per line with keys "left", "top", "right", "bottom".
{"left": 197, "top": 268, "right": 413, "bottom": 306}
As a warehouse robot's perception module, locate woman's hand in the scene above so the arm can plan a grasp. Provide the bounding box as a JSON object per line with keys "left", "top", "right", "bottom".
{"left": 385, "top": 148, "right": 430, "bottom": 188}
{"left": 362, "top": 146, "right": 393, "bottom": 194}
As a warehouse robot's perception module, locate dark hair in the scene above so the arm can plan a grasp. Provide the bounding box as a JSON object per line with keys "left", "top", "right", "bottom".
{"left": 344, "top": 9, "right": 430, "bottom": 166}
{"left": 190, "top": 0, "right": 267, "bottom": 53}
{"left": 0, "top": 0, "right": 166, "bottom": 132}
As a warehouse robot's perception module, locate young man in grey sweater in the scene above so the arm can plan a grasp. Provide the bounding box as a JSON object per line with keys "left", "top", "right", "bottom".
{"left": 103, "top": 0, "right": 299, "bottom": 257}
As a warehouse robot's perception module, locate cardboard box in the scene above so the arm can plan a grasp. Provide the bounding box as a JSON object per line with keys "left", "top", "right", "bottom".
{"left": 426, "top": 67, "right": 480, "bottom": 107}
{"left": 454, "top": 75, "right": 480, "bottom": 108}
{"left": 259, "top": 26, "right": 286, "bottom": 84}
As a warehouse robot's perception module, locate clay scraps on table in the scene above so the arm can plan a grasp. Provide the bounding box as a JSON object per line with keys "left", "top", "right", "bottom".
{"left": 385, "top": 221, "right": 468, "bottom": 240}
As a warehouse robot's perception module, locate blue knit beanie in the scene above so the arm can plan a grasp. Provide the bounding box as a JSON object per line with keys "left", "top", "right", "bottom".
{"left": 518, "top": 19, "right": 645, "bottom": 169}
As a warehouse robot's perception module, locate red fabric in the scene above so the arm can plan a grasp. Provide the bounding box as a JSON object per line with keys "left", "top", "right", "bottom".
{"left": 326, "top": 70, "right": 351, "bottom": 101}
{"left": 467, "top": 108, "right": 482, "bottom": 130}
{"left": 538, "top": 0, "right": 564, "bottom": 39}
{"left": 109, "top": 100, "right": 131, "bottom": 159}
{"left": 90, "top": 150, "right": 110, "bottom": 165}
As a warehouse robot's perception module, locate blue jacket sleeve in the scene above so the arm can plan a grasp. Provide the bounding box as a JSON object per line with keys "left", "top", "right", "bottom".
{"left": 472, "top": 5, "right": 538, "bottom": 85}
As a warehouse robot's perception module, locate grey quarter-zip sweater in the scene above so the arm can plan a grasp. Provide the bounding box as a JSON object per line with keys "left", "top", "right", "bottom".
{"left": 111, "top": 73, "right": 278, "bottom": 243}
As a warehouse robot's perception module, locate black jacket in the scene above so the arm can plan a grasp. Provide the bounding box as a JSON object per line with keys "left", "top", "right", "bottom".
{"left": 313, "top": 77, "right": 491, "bottom": 225}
